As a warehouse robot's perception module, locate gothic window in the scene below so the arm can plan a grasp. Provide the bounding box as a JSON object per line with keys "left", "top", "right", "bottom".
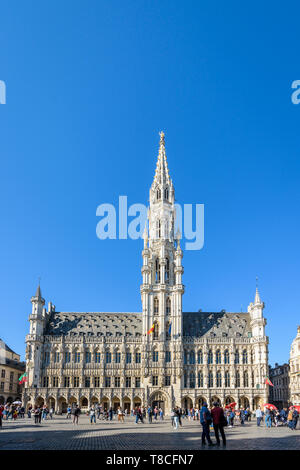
{"left": 164, "top": 188, "right": 169, "bottom": 200}
{"left": 225, "top": 371, "right": 230, "bottom": 387}
{"left": 251, "top": 371, "right": 255, "bottom": 387}
{"left": 208, "top": 350, "right": 213, "bottom": 364}
{"left": 156, "top": 220, "right": 161, "bottom": 239}
{"left": 64, "top": 376, "right": 70, "bottom": 387}
{"left": 165, "top": 258, "right": 170, "bottom": 282}
{"left": 155, "top": 259, "right": 160, "bottom": 282}
{"left": 135, "top": 352, "right": 141, "bottom": 363}
{"left": 184, "top": 350, "right": 188, "bottom": 365}
{"left": 105, "top": 351, "right": 111, "bottom": 363}
{"left": 244, "top": 371, "right": 249, "bottom": 387}
{"left": 242, "top": 350, "right": 248, "bottom": 364}
{"left": 198, "top": 371, "right": 203, "bottom": 387}
{"left": 236, "top": 371, "right": 240, "bottom": 387}
{"left": 85, "top": 352, "right": 91, "bottom": 363}
{"left": 156, "top": 189, "right": 161, "bottom": 201}
{"left": 166, "top": 297, "right": 171, "bottom": 314}
{"left": 216, "top": 350, "right": 221, "bottom": 364}
{"left": 126, "top": 352, "right": 132, "bottom": 364}
{"left": 85, "top": 377, "right": 90, "bottom": 387}
{"left": 114, "top": 376, "right": 120, "bottom": 387}
{"left": 42, "top": 376, "right": 49, "bottom": 387}
{"left": 115, "top": 351, "right": 121, "bottom": 363}
{"left": 166, "top": 322, "right": 171, "bottom": 340}
{"left": 44, "top": 351, "right": 50, "bottom": 365}
{"left": 64, "top": 351, "right": 71, "bottom": 363}
{"left": 53, "top": 352, "right": 60, "bottom": 363}
{"left": 74, "top": 377, "right": 79, "bottom": 387}
{"left": 154, "top": 297, "right": 159, "bottom": 314}
{"left": 165, "top": 376, "right": 171, "bottom": 386}
{"left": 74, "top": 352, "right": 81, "bottom": 363}
{"left": 153, "top": 322, "right": 159, "bottom": 340}
{"left": 95, "top": 352, "right": 101, "bottom": 363}
{"left": 94, "top": 377, "right": 100, "bottom": 387}
{"left": 235, "top": 350, "right": 239, "bottom": 364}
{"left": 125, "top": 377, "right": 131, "bottom": 388}
{"left": 198, "top": 350, "right": 203, "bottom": 364}
{"left": 152, "top": 376, "right": 158, "bottom": 386}
{"left": 224, "top": 350, "right": 229, "bottom": 364}
{"left": 165, "top": 351, "right": 171, "bottom": 363}
{"left": 216, "top": 371, "right": 222, "bottom": 387}
{"left": 105, "top": 377, "right": 111, "bottom": 387}
{"left": 190, "top": 372, "right": 196, "bottom": 388}
{"left": 152, "top": 350, "right": 159, "bottom": 362}
{"left": 52, "top": 376, "right": 59, "bottom": 387}
{"left": 208, "top": 371, "right": 213, "bottom": 388}
{"left": 189, "top": 351, "right": 195, "bottom": 365}
{"left": 184, "top": 373, "right": 188, "bottom": 388}
{"left": 135, "top": 377, "right": 141, "bottom": 388}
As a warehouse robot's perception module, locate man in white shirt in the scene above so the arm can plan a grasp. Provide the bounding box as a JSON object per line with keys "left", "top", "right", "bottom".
{"left": 255, "top": 406, "right": 263, "bottom": 426}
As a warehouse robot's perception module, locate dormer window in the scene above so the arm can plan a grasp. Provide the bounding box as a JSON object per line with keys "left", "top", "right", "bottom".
{"left": 156, "top": 189, "right": 161, "bottom": 200}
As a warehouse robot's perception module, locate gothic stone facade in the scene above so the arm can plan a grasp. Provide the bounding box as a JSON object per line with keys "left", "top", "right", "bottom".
{"left": 289, "top": 326, "right": 300, "bottom": 406}
{"left": 268, "top": 363, "right": 290, "bottom": 409}
{"left": 23, "top": 133, "right": 269, "bottom": 413}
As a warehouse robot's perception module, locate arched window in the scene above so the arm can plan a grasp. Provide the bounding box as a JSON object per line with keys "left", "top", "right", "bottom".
{"left": 236, "top": 371, "right": 240, "bottom": 387}
{"left": 225, "top": 371, "right": 230, "bottom": 387}
{"left": 198, "top": 350, "right": 203, "bottom": 364}
{"left": 208, "top": 371, "right": 213, "bottom": 388}
{"left": 208, "top": 350, "right": 213, "bottom": 364}
{"left": 164, "top": 188, "right": 169, "bottom": 200}
{"left": 235, "top": 350, "right": 239, "bottom": 364}
{"left": 242, "top": 350, "right": 248, "bottom": 364}
{"left": 156, "top": 189, "right": 161, "bottom": 201}
{"left": 198, "top": 372, "right": 203, "bottom": 387}
{"left": 166, "top": 322, "right": 171, "bottom": 340}
{"left": 166, "top": 297, "right": 171, "bottom": 314}
{"left": 153, "top": 322, "right": 159, "bottom": 340}
{"left": 165, "top": 258, "right": 170, "bottom": 282}
{"left": 184, "top": 350, "right": 188, "bottom": 365}
{"left": 189, "top": 351, "right": 195, "bottom": 365}
{"left": 216, "top": 371, "right": 222, "bottom": 387}
{"left": 251, "top": 371, "right": 255, "bottom": 387}
{"left": 224, "top": 350, "right": 229, "bottom": 364}
{"left": 190, "top": 372, "right": 195, "bottom": 388}
{"left": 155, "top": 259, "right": 160, "bottom": 283}
{"left": 152, "top": 350, "right": 159, "bottom": 362}
{"left": 244, "top": 371, "right": 249, "bottom": 387}
{"left": 154, "top": 297, "right": 159, "bottom": 314}
{"left": 156, "top": 220, "right": 161, "bottom": 239}
{"left": 216, "top": 350, "right": 221, "bottom": 364}
{"left": 184, "top": 373, "right": 188, "bottom": 388}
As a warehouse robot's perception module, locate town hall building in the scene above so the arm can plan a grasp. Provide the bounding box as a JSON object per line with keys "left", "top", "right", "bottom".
{"left": 23, "top": 132, "right": 269, "bottom": 413}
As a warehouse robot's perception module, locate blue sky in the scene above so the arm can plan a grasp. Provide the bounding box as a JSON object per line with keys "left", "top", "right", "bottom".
{"left": 0, "top": 1, "right": 299, "bottom": 364}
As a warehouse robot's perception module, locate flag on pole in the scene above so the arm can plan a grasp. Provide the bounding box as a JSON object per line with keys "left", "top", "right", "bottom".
{"left": 18, "top": 372, "right": 27, "bottom": 384}
{"left": 168, "top": 323, "right": 172, "bottom": 335}
{"left": 147, "top": 323, "right": 155, "bottom": 335}
{"left": 265, "top": 376, "right": 274, "bottom": 386}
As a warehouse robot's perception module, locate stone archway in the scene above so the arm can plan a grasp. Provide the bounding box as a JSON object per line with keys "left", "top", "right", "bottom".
{"left": 91, "top": 396, "right": 99, "bottom": 406}
{"left": 133, "top": 396, "right": 142, "bottom": 409}
{"left": 210, "top": 396, "right": 221, "bottom": 407}
{"left": 253, "top": 396, "right": 263, "bottom": 409}
{"left": 69, "top": 396, "right": 77, "bottom": 407}
{"left": 196, "top": 396, "right": 207, "bottom": 409}
{"left": 58, "top": 396, "right": 67, "bottom": 413}
{"left": 47, "top": 396, "right": 56, "bottom": 409}
{"left": 239, "top": 396, "right": 250, "bottom": 409}
{"left": 123, "top": 396, "right": 131, "bottom": 412}
{"left": 148, "top": 391, "right": 169, "bottom": 413}
{"left": 181, "top": 396, "right": 193, "bottom": 413}
{"left": 80, "top": 396, "right": 88, "bottom": 409}
{"left": 101, "top": 396, "right": 109, "bottom": 411}
{"left": 225, "top": 396, "right": 235, "bottom": 406}
{"left": 112, "top": 396, "right": 121, "bottom": 412}
{"left": 6, "top": 396, "right": 13, "bottom": 404}
{"left": 35, "top": 396, "right": 44, "bottom": 407}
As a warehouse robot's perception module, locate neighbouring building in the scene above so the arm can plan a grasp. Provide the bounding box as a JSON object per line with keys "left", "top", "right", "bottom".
{"left": 23, "top": 132, "right": 269, "bottom": 414}
{"left": 268, "top": 363, "right": 290, "bottom": 409}
{"left": 0, "top": 339, "right": 25, "bottom": 405}
{"left": 289, "top": 326, "right": 300, "bottom": 406}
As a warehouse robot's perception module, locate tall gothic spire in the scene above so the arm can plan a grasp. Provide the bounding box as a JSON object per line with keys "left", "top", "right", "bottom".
{"left": 152, "top": 131, "right": 172, "bottom": 189}
{"left": 254, "top": 287, "right": 261, "bottom": 304}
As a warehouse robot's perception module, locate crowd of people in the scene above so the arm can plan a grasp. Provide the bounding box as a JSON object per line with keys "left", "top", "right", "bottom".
{"left": 0, "top": 400, "right": 299, "bottom": 438}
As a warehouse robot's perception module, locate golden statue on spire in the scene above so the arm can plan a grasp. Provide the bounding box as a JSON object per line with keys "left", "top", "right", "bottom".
{"left": 159, "top": 130, "right": 165, "bottom": 143}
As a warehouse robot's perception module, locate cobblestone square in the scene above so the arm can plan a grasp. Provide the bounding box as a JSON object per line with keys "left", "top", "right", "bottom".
{"left": 0, "top": 415, "right": 300, "bottom": 450}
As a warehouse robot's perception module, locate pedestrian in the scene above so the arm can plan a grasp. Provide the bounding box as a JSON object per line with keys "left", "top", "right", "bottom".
{"left": 108, "top": 407, "right": 113, "bottom": 421}
{"left": 173, "top": 407, "right": 180, "bottom": 430}
{"left": 96, "top": 404, "right": 101, "bottom": 420}
{"left": 265, "top": 408, "right": 272, "bottom": 428}
{"left": 256, "top": 406, "right": 263, "bottom": 426}
{"left": 229, "top": 409, "right": 235, "bottom": 427}
{"left": 34, "top": 407, "right": 40, "bottom": 424}
{"left": 117, "top": 407, "right": 124, "bottom": 423}
{"left": 72, "top": 405, "right": 81, "bottom": 425}
{"left": 159, "top": 408, "right": 164, "bottom": 420}
{"left": 147, "top": 406, "right": 153, "bottom": 424}
{"left": 211, "top": 402, "right": 226, "bottom": 447}
{"left": 240, "top": 408, "right": 245, "bottom": 425}
{"left": 89, "top": 406, "right": 96, "bottom": 424}
{"left": 200, "top": 402, "right": 214, "bottom": 446}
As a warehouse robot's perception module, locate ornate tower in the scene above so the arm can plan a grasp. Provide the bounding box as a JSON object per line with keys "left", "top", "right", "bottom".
{"left": 25, "top": 284, "right": 46, "bottom": 388}
{"left": 141, "top": 132, "right": 184, "bottom": 397}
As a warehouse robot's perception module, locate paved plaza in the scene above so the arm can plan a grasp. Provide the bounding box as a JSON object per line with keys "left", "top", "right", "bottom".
{"left": 0, "top": 415, "right": 300, "bottom": 450}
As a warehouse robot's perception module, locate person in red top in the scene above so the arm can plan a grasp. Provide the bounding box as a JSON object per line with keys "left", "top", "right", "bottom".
{"left": 211, "top": 402, "right": 226, "bottom": 447}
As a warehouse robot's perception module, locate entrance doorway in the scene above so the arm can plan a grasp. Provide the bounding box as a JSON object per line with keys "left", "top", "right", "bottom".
{"left": 152, "top": 400, "right": 164, "bottom": 412}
